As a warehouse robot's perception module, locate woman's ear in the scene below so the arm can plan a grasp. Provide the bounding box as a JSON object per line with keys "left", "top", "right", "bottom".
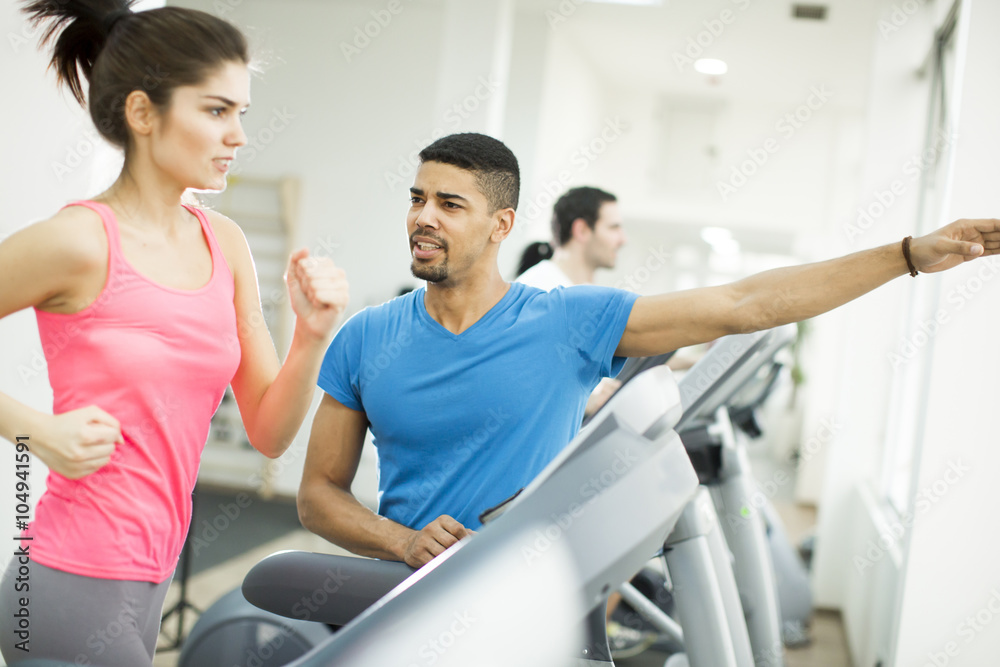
{"left": 123, "top": 90, "right": 157, "bottom": 137}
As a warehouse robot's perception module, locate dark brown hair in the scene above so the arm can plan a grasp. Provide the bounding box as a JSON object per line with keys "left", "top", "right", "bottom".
{"left": 516, "top": 241, "right": 554, "bottom": 277}
{"left": 23, "top": 0, "right": 250, "bottom": 152}
{"left": 551, "top": 186, "right": 617, "bottom": 247}
{"left": 419, "top": 133, "right": 520, "bottom": 212}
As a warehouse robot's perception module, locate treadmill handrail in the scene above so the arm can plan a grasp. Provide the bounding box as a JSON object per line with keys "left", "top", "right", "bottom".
{"left": 675, "top": 324, "right": 796, "bottom": 431}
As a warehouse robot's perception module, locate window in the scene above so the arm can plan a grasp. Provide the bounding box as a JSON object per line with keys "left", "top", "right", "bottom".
{"left": 881, "top": 1, "right": 960, "bottom": 515}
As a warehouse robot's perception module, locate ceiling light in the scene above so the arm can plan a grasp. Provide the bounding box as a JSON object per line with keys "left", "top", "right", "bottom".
{"left": 694, "top": 59, "right": 728, "bottom": 76}
{"left": 701, "top": 227, "right": 740, "bottom": 255}
{"left": 701, "top": 227, "right": 733, "bottom": 245}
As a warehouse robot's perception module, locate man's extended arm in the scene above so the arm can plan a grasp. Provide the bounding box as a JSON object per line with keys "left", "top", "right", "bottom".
{"left": 617, "top": 218, "right": 1000, "bottom": 357}
{"left": 297, "top": 392, "right": 471, "bottom": 567}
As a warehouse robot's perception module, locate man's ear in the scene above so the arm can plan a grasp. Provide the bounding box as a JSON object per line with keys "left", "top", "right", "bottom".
{"left": 123, "top": 90, "right": 157, "bottom": 138}
{"left": 491, "top": 208, "right": 516, "bottom": 243}
{"left": 571, "top": 217, "right": 592, "bottom": 243}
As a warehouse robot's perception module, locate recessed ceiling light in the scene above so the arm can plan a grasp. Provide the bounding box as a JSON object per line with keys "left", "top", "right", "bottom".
{"left": 701, "top": 227, "right": 740, "bottom": 255}
{"left": 701, "top": 227, "right": 733, "bottom": 245}
{"left": 694, "top": 59, "right": 728, "bottom": 76}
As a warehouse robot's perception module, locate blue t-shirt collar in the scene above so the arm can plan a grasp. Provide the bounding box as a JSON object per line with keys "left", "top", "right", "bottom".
{"left": 415, "top": 282, "right": 523, "bottom": 339}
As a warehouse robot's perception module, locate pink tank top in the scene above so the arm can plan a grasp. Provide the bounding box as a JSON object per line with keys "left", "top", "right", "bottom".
{"left": 27, "top": 200, "right": 242, "bottom": 582}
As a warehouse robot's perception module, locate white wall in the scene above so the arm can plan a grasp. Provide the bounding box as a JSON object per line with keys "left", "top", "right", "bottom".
{"left": 891, "top": 0, "right": 1000, "bottom": 664}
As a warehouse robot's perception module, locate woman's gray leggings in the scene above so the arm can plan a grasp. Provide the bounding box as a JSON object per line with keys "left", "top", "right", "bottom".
{"left": 0, "top": 556, "right": 172, "bottom": 666}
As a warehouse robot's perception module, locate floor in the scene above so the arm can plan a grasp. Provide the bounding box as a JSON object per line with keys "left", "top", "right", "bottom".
{"left": 148, "top": 477, "right": 852, "bottom": 667}
{"left": 614, "top": 609, "right": 851, "bottom": 667}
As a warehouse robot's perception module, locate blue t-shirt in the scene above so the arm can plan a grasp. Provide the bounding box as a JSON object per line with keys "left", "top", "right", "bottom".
{"left": 317, "top": 281, "right": 639, "bottom": 530}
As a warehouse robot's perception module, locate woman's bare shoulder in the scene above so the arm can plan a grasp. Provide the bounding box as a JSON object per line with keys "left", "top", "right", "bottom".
{"left": 14, "top": 205, "right": 108, "bottom": 269}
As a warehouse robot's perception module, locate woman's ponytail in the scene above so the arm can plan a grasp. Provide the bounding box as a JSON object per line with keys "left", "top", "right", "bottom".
{"left": 21, "top": 1, "right": 136, "bottom": 106}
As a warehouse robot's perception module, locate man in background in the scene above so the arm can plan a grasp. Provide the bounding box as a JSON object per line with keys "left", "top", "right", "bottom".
{"left": 517, "top": 186, "right": 626, "bottom": 289}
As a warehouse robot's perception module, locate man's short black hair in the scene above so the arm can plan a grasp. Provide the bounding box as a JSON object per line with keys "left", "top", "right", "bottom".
{"left": 418, "top": 133, "right": 520, "bottom": 212}
{"left": 551, "top": 186, "right": 617, "bottom": 246}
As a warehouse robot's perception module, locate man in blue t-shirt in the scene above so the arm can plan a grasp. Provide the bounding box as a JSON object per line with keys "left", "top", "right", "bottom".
{"left": 298, "top": 132, "right": 998, "bottom": 569}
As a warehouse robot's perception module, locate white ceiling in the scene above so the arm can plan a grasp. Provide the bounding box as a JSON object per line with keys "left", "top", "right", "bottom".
{"left": 534, "top": 0, "right": 889, "bottom": 109}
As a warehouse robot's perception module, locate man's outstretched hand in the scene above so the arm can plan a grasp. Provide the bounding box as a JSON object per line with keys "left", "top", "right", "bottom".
{"left": 912, "top": 218, "right": 1000, "bottom": 274}
{"left": 398, "top": 514, "right": 475, "bottom": 568}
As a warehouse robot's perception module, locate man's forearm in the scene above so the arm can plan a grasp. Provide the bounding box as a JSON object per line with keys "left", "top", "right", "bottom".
{"left": 731, "top": 241, "right": 909, "bottom": 332}
{"left": 298, "top": 482, "right": 413, "bottom": 562}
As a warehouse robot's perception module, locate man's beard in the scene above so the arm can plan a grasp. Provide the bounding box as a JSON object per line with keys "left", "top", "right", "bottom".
{"left": 411, "top": 258, "right": 449, "bottom": 283}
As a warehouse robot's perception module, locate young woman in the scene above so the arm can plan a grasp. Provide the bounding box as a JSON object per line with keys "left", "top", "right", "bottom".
{"left": 0, "top": 2, "right": 349, "bottom": 664}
